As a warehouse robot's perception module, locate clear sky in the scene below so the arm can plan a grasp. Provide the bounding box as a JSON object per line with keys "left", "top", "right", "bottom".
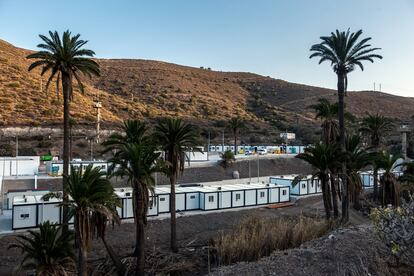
{"left": 0, "top": 0, "right": 413, "bottom": 97}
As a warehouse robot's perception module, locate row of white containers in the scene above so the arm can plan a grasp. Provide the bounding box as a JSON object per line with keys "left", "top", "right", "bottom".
{"left": 11, "top": 182, "right": 291, "bottom": 230}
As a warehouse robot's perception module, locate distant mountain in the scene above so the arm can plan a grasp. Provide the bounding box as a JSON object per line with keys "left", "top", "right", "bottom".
{"left": 1, "top": 38, "right": 413, "bottom": 143}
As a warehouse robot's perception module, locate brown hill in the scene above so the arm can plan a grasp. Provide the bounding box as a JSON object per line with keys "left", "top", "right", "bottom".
{"left": 0, "top": 38, "right": 413, "bottom": 143}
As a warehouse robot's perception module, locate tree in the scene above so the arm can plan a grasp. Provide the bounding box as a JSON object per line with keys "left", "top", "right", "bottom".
{"left": 154, "top": 118, "right": 200, "bottom": 252}
{"left": 44, "top": 166, "right": 119, "bottom": 276}
{"left": 296, "top": 143, "right": 342, "bottom": 219}
{"left": 27, "top": 30, "right": 100, "bottom": 231}
{"left": 374, "top": 152, "right": 401, "bottom": 206}
{"left": 228, "top": 117, "right": 244, "bottom": 155}
{"left": 310, "top": 98, "right": 339, "bottom": 145}
{"left": 9, "top": 221, "right": 75, "bottom": 276}
{"left": 310, "top": 29, "right": 382, "bottom": 221}
{"left": 220, "top": 150, "right": 235, "bottom": 168}
{"left": 345, "top": 134, "right": 372, "bottom": 210}
{"left": 360, "top": 114, "right": 394, "bottom": 201}
{"left": 104, "top": 121, "right": 162, "bottom": 276}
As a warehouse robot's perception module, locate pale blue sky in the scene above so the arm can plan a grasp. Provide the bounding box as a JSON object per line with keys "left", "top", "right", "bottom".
{"left": 0, "top": 0, "right": 413, "bottom": 97}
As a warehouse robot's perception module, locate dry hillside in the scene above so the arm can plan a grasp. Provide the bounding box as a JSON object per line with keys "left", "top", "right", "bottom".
{"left": 0, "top": 38, "right": 413, "bottom": 142}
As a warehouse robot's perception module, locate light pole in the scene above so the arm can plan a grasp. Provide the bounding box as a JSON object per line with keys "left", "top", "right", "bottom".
{"left": 257, "top": 153, "right": 260, "bottom": 183}
{"left": 15, "top": 136, "right": 18, "bottom": 177}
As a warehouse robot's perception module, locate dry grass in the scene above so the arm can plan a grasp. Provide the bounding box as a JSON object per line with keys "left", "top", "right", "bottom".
{"left": 212, "top": 215, "right": 335, "bottom": 265}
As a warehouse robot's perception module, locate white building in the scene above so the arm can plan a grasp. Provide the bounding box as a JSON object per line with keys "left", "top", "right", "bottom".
{"left": 0, "top": 156, "right": 40, "bottom": 177}
{"left": 45, "top": 160, "right": 108, "bottom": 176}
{"left": 270, "top": 175, "right": 322, "bottom": 196}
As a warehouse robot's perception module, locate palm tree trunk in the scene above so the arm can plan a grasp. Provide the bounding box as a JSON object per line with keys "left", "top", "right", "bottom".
{"left": 234, "top": 132, "right": 237, "bottom": 155}
{"left": 133, "top": 184, "right": 145, "bottom": 276}
{"left": 373, "top": 168, "right": 379, "bottom": 202}
{"left": 62, "top": 72, "right": 71, "bottom": 232}
{"left": 337, "top": 72, "right": 349, "bottom": 222}
{"left": 101, "top": 236, "right": 126, "bottom": 276}
{"left": 330, "top": 175, "right": 339, "bottom": 218}
{"left": 321, "top": 174, "right": 331, "bottom": 219}
{"left": 77, "top": 214, "right": 88, "bottom": 276}
{"left": 170, "top": 174, "right": 178, "bottom": 252}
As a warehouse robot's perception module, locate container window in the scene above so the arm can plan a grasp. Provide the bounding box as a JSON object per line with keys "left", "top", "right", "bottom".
{"left": 160, "top": 197, "right": 166, "bottom": 202}
{"left": 302, "top": 183, "right": 306, "bottom": 189}
{"left": 190, "top": 195, "right": 196, "bottom": 199}
{"left": 235, "top": 194, "right": 241, "bottom": 201}
{"left": 260, "top": 191, "right": 265, "bottom": 198}
{"left": 282, "top": 190, "right": 287, "bottom": 196}
{"left": 208, "top": 195, "right": 214, "bottom": 202}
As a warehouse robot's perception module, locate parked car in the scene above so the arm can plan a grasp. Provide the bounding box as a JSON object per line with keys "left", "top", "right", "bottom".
{"left": 244, "top": 150, "right": 253, "bottom": 155}
{"left": 258, "top": 149, "right": 267, "bottom": 155}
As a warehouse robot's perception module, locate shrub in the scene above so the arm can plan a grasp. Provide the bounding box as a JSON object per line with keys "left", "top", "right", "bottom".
{"left": 220, "top": 150, "right": 235, "bottom": 168}
{"left": 211, "top": 215, "right": 334, "bottom": 265}
{"left": 0, "top": 143, "right": 14, "bottom": 156}
{"left": 370, "top": 196, "right": 414, "bottom": 266}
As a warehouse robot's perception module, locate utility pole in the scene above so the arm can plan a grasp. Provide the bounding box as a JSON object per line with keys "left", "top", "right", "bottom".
{"left": 257, "top": 153, "right": 260, "bottom": 183}
{"left": 15, "top": 136, "right": 18, "bottom": 177}
{"left": 374, "top": 82, "right": 376, "bottom": 91}
{"left": 379, "top": 83, "right": 381, "bottom": 92}
{"left": 94, "top": 101, "right": 102, "bottom": 143}
{"left": 222, "top": 131, "right": 224, "bottom": 153}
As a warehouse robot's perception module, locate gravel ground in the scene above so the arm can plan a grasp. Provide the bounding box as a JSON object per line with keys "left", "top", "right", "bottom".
{"left": 211, "top": 224, "right": 411, "bottom": 276}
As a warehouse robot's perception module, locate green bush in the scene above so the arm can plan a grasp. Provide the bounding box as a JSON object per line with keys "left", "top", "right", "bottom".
{"left": 371, "top": 196, "right": 414, "bottom": 266}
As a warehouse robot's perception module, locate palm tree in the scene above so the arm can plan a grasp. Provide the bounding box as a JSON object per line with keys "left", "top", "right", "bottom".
{"left": 9, "top": 221, "right": 75, "bottom": 276}
{"left": 228, "top": 117, "right": 244, "bottom": 155}
{"left": 374, "top": 152, "right": 401, "bottom": 206}
{"left": 296, "top": 143, "right": 342, "bottom": 219}
{"left": 310, "top": 29, "right": 382, "bottom": 221}
{"left": 105, "top": 123, "right": 162, "bottom": 276}
{"left": 345, "top": 134, "right": 372, "bottom": 210}
{"left": 44, "top": 166, "right": 119, "bottom": 276}
{"left": 154, "top": 118, "right": 200, "bottom": 252}
{"left": 310, "top": 98, "right": 339, "bottom": 144}
{"left": 360, "top": 114, "right": 394, "bottom": 201}
{"left": 91, "top": 196, "right": 126, "bottom": 275}
{"left": 27, "top": 30, "right": 100, "bottom": 230}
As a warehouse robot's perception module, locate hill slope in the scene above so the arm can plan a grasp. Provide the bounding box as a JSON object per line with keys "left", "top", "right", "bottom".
{"left": 1, "top": 38, "right": 413, "bottom": 138}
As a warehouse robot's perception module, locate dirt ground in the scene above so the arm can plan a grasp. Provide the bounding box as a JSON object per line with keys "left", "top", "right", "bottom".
{"left": 0, "top": 195, "right": 383, "bottom": 276}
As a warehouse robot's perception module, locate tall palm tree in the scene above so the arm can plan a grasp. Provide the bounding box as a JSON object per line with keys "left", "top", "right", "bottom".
{"left": 9, "top": 221, "right": 75, "bottom": 276}
{"left": 374, "top": 152, "right": 401, "bottom": 207}
{"left": 154, "top": 118, "right": 200, "bottom": 252}
{"left": 44, "top": 166, "right": 119, "bottom": 276}
{"left": 27, "top": 30, "right": 100, "bottom": 230}
{"left": 360, "top": 114, "right": 394, "bottom": 201}
{"left": 345, "top": 134, "right": 372, "bottom": 210}
{"left": 310, "top": 29, "right": 382, "bottom": 221}
{"left": 296, "top": 143, "right": 342, "bottom": 219}
{"left": 228, "top": 117, "right": 244, "bottom": 155}
{"left": 105, "top": 122, "right": 162, "bottom": 276}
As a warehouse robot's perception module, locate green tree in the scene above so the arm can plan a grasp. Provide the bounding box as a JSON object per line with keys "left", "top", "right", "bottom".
{"left": 220, "top": 150, "right": 235, "bottom": 168}
{"left": 296, "top": 143, "right": 342, "bottom": 219}
{"left": 45, "top": 166, "right": 119, "bottom": 276}
{"left": 9, "top": 221, "right": 75, "bottom": 276}
{"left": 360, "top": 114, "right": 394, "bottom": 201}
{"left": 345, "top": 134, "right": 372, "bottom": 210}
{"left": 155, "top": 118, "right": 200, "bottom": 252}
{"left": 310, "top": 29, "right": 382, "bottom": 221}
{"left": 104, "top": 121, "right": 162, "bottom": 276}
{"left": 228, "top": 117, "right": 244, "bottom": 155}
{"left": 27, "top": 30, "right": 100, "bottom": 231}
{"left": 374, "top": 152, "right": 401, "bottom": 206}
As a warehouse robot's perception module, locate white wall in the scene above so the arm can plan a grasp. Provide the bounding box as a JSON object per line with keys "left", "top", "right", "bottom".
{"left": 232, "top": 191, "right": 244, "bottom": 207}
{"left": 257, "top": 188, "right": 268, "bottom": 204}
{"left": 185, "top": 192, "right": 200, "bottom": 210}
{"left": 245, "top": 190, "right": 256, "bottom": 206}
{"left": 280, "top": 187, "right": 290, "bottom": 202}
{"left": 204, "top": 192, "right": 218, "bottom": 210}
{"left": 219, "top": 191, "right": 231, "bottom": 208}
{"left": 269, "top": 187, "right": 279, "bottom": 203}
{"left": 158, "top": 194, "right": 170, "bottom": 213}
{"left": 0, "top": 156, "right": 40, "bottom": 176}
